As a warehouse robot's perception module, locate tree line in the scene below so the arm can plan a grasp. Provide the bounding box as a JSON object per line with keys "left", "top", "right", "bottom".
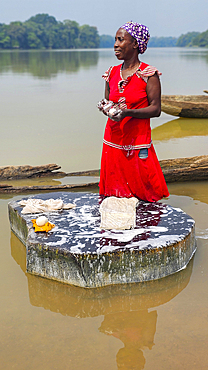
{"left": 149, "top": 30, "right": 208, "bottom": 48}
{"left": 0, "top": 14, "right": 100, "bottom": 49}
{"left": 0, "top": 14, "right": 208, "bottom": 49}
{"left": 101, "top": 32, "right": 208, "bottom": 48}
{"left": 176, "top": 31, "right": 208, "bottom": 47}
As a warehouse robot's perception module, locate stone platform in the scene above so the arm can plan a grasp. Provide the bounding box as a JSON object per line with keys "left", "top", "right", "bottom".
{"left": 8, "top": 192, "right": 196, "bottom": 288}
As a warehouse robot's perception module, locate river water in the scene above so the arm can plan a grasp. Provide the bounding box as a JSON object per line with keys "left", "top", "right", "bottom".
{"left": 0, "top": 48, "right": 208, "bottom": 369}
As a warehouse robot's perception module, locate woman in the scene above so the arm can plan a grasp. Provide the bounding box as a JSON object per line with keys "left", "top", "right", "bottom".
{"left": 99, "top": 21, "right": 169, "bottom": 202}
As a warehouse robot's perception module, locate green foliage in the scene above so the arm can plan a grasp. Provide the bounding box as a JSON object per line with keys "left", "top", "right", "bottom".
{"left": 78, "top": 25, "right": 100, "bottom": 48}
{"left": 176, "top": 32, "right": 200, "bottom": 47}
{"left": 28, "top": 14, "right": 57, "bottom": 26}
{"left": 62, "top": 20, "right": 80, "bottom": 48}
{"left": 0, "top": 24, "right": 11, "bottom": 48}
{"left": 1, "top": 14, "right": 208, "bottom": 50}
{"left": 99, "top": 35, "right": 114, "bottom": 48}
{"left": 192, "top": 30, "right": 208, "bottom": 47}
{"left": 148, "top": 37, "right": 177, "bottom": 47}
{"left": 0, "top": 14, "right": 100, "bottom": 50}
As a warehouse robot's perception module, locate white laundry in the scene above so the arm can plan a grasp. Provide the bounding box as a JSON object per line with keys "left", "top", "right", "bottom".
{"left": 19, "top": 198, "right": 75, "bottom": 214}
{"left": 99, "top": 196, "right": 139, "bottom": 230}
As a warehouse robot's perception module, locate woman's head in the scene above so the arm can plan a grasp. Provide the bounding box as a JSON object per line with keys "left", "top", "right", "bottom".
{"left": 120, "top": 21, "right": 150, "bottom": 54}
{"left": 114, "top": 28, "right": 139, "bottom": 60}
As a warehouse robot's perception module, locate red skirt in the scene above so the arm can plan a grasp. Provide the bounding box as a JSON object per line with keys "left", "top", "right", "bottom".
{"left": 99, "top": 143, "right": 169, "bottom": 202}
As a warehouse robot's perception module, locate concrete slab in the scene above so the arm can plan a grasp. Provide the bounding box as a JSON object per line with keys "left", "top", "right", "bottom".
{"left": 8, "top": 192, "right": 196, "bottom": 287}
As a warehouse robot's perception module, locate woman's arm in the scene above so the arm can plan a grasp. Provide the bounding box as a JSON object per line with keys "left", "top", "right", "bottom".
{"left": 105, "top": 81, "right": 110, "bottom": 100}
{"left": 98, "top": 82, "right": 111, "bottom": 116}
{"left": 111, "top": 73, "right": 161, "bottom": 121}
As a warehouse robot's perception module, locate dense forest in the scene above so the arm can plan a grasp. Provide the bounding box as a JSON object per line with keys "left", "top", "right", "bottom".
{"left": 149, "top": 37, "right": 177, "bottom": 47}
{"left": 0, "top": 14, "right": 208, "bottom": 49}
{"left": 0, "top": 14, "right": 100, "bottom": 49}
{"left": 176, "top": 32, "right": 200, "bottom": 46}
{"left": 100, "top": 32, "right": 208, "bottom": 48}
{"left": 148, "top": 31, "right": 208, "bottom": 47}
{"left": 100, "top": 35, "right": 179, "bottom": 48}
{"left": 177, "top": 30, "right": 208, "bottom": 47}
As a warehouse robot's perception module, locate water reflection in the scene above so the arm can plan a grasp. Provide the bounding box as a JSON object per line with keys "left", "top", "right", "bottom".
{"left": 167, "top": 181, "right": 208, "bottom": 205}
{"left": 11, "top": 231, "right": 193, "bottom": 369}
{"left": 99, "top": 310, "right": 156, "bottom": 369}
{"left": 152, "top": 117, "right": 208, "bottom": 141}
{"left": 177, "top": 47, "right": 208, "bottom": 64}
{"left": 0, "top": 175, "right": 99, "bottom": 188}
{"left": 0, "top": 50, "right": 99, "bottom": 78}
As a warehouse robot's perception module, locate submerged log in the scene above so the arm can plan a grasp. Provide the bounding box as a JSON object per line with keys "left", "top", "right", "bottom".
{"left": 0, "top": 164, "right": 66, "bottom": 180}
{"left": 161, "top": 95, "right": 208, "bottom": 118}
{"left": 0, "top": 155, "right": 208, "bottom": 193}
{"left": 0, "top": 184, "right": 13, "bottom": 189}
{"left": 67, "top": 169, "right": 100, "bottom": 176}
{"left": 0, "top": 182, "right": 98, "bottom": 194}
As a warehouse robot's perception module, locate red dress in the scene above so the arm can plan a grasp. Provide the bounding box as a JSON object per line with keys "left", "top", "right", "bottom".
{"left": 99, "top": 62, "right": 169, "bottom": 202}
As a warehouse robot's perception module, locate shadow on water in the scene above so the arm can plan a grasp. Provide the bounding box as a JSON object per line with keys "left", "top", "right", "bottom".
{"left": 0, "top": 50, "right": 99, "bottom": 78}
{"left": 11, "top": 231, "right": 194, "bottom": 370}
{"left": 152, "top": 117, "right": 208, "bottom": 141}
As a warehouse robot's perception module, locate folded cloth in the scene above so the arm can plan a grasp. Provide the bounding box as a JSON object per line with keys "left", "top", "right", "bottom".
{"left": 19, "top": 198, "right": 75, "bottom": 214}
{"left": 99, "top": 196, "right": 139, "bottom": 230}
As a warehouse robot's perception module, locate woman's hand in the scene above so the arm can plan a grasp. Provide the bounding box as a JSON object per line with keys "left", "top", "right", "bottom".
{"left": 108, "top": 109, "right": 127, "bottom": 121}
{"left": 97, "top": 99, "right": 126, "bottom": 120}
{"left": 101, "top": 73, "right": 161, "bottom": 121}
{"left": 97, "top": 99, "right": 113, "bottom": 116}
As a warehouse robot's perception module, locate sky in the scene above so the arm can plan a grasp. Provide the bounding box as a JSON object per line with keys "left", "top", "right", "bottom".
{"left": 1, "top": 0, "right": 208, "bottom": 37}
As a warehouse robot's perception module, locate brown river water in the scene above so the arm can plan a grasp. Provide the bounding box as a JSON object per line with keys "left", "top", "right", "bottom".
{"left": 0, "top": 48, "right": 208, "bottom": 369}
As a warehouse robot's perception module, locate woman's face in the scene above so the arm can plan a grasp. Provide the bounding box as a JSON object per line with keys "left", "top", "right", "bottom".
{"left": 114, "top": 28, "right": 138, "bottom": 60}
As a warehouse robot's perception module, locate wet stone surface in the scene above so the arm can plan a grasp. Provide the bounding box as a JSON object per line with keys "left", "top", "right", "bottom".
{"left": 8, "top": 192, "right": 196, "bottom": 288}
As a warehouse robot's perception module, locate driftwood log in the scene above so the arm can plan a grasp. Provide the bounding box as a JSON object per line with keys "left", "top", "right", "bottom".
{"left": 68, "top": 155, "right": 208, "bottom": 183}
{"left": 0, "top": 155, "right": 208, "bottom": 193}
{"left": 67, "top": 169, "right": 100, "bottom": 177}
{"left": 160, "top": 155, "right": 208, "bottom": 182}
{"left": 161, "top": 95, "right": 208, "bottom": 118}
{"left": 0, "top": 164, "right": 66, "bottom": 180}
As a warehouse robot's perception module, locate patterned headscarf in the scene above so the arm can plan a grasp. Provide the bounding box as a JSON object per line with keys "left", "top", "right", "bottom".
{"left": 120, "top": 21, "right": 150, "bottom": 54}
